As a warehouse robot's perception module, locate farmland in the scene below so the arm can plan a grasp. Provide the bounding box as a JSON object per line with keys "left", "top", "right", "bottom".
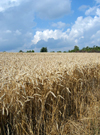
{"left": 0, "top": 52, "right": 100, "bottom": 135}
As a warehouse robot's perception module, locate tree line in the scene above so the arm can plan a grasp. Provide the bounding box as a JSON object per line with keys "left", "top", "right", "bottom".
{"left": 68, "top": 45, "right": 100, "bottom": 52}
{"left": 19, "top": 45, "right": 100, "bottom": 53}
{"left": 19, "top": 47, "right": 48, "bottom": 53}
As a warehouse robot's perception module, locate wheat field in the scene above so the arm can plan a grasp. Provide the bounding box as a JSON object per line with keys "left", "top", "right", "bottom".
{"left": 0, "top": 52, "right": 100, "bottom": 135}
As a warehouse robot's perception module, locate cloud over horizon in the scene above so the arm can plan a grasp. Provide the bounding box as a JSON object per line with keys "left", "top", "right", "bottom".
{"left": 0, "top": 0, "right": 72, "bottom": 52}
{"left": 32, "top": 9, "right": 100, "bottom": 50}
{"left": 0, "top": 0, "right": 100, "bottom": 52}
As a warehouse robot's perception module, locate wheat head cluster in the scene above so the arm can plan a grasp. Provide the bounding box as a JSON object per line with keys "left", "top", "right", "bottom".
{"left": 0, "top": 52, "right": 100, "bottom": 135}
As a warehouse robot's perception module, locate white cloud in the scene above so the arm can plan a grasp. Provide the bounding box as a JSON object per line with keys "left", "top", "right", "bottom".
{"left": 52, "top": 21, "right": 67, "bottom": 29}
{"left": 0, "top": 0, "right": 23, "bottom": 12}
{"left": 0, "top": 0, "right": 71, "bottom": 19}
{"left": 32, "top": 29, "right": 68, "bottom": 44}
{"left": 1, "top": 0, "right": 100, "bottom": 52}
{"left": 79, "top": 36, "right": 84, "bottom": 39}
{"left": 67, "top": 13, "right": 100, "bottom": 47}
{"left": 96, "top": 8, "right": 100, "bottom": 16}
{"left": 78, "top": 5, "right": 89, "bottom": 11}
{"left": 91, "top": 30, "right": 100, "bottom": 39}
{"left": 0, "top": 7, "right": 4, "bottom": 12}
{"left": 32, "top": 10, "right": 100, "bottom": 49}
{"left": 75, "top": 39, "right": 78, "bottom": 44}
{"left": 66, "top": 29, "right": 70, "bottom": 33}
{"left": 85, "top": 6, "right": 100, "bottom": 16}
{"left": 69, "top": 15, "right": 100, "bottom": 37}
{"left": 15, "top": 30, "right": 21, "bottom": 35}
{"left": 0, "top": 0, "right": 72, "bottom": 51}
{"left": 5, "top": 30, "right": 12, "bottom": 33}
{"left": 85, "top": 6, "right": 97, "bottom": 15}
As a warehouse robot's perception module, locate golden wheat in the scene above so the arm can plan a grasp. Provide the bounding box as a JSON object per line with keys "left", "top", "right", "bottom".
{"left": 0, "top": 52, "right": 100, "bottom": 135}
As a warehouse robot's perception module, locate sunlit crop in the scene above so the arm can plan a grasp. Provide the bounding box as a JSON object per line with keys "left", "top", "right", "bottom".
{"left": 0, "top": 52, "right": 100, "bottom": 135}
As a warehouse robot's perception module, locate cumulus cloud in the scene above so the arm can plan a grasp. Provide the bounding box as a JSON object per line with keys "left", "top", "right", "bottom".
{"left": 32, "top": 14, "right": 100, "bottom": 44}
{"left": 68, "top": 14, "right": 100, "bottom": 46}
{"left": 85, "top": 6, "right": 98, "bottom": 16}
{"left": 91, "top": 30, "right": 100, "bottom": 44}
{"left": 0, "top": 0, "right": 100, "bottom": 52}
{"left": 0, "top": 0, "right": 72, "bottom": 52}
{"left": 32, "top": 29, "right": 68, "bottom": 44}
{"left": 85, "top": 5, "right": 100, "bottom": 16}
{"left": 32, "top": 9, "right": 100, "bottom": 50}
{"left": 32, "top": 38, "right": 74, "bottom": 52}
{"left": 96, "top": 8, "right": 100, "bottom": 16}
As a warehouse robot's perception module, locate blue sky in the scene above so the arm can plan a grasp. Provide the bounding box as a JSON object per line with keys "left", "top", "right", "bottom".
{"left": 0, "top": 0, "right": 100, "bottom": 52}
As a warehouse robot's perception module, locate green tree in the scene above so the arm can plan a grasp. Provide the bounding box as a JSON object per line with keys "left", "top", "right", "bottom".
{"left": 74, "top": 46, "right": 79, "bottom": 52}
{"left": 19, "top": 50, "right": 23, "bottom": 52}
{"left": 32, "top": 50, "right": 35, "bottom": 53}
{"left": 57, "top": 51, "right": 62, "bottom": 53}
{"left": 40, "top": 47, "right": 48, "bottom": 52}
{"left": 27, "top": 50, "right": 31, "bottom": 53}
{"left": 26, "top": 50, "right": 35, "bottom": 53}
{"left": 69, "top": 45, "right": 100, "bottom": 53}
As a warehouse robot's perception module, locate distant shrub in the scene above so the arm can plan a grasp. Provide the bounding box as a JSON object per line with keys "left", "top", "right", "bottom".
{"left": 40, "top": 47, "right": 48, "bottom": 52}
{"left": 19, "top": 50, "right": 23, "bottom": 53}
{"left": 26, "top": 50, "right": 35, "bottom": 53}
{"left": 57, "top": 51, "right": 62, "bottom": 53}
{"left": 51, "top": 51, "right": 55, "bottom": 53}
